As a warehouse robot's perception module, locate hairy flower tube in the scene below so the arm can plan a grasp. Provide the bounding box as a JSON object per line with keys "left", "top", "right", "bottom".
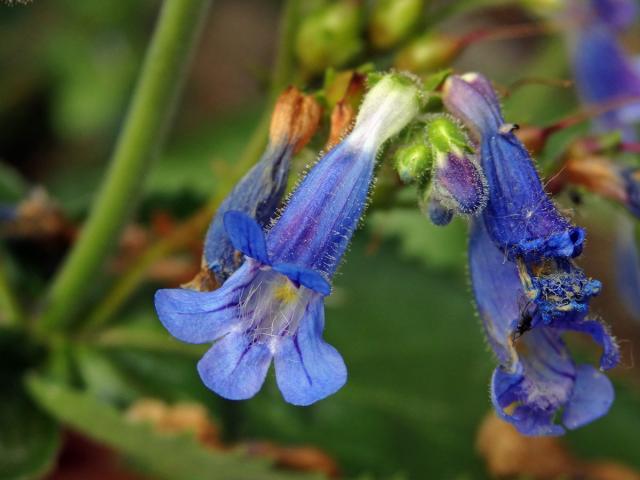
{"left": 443, "top": 73, "right": 584, "bottom": 262}
{"left": 469, "top": 219, "right": 619, "bottom": 435}
{"left": 203, "top": 87, "right": 322, "bottom": 286}
{"left": 154, "top": 74, "right": 421, "bottom": 405}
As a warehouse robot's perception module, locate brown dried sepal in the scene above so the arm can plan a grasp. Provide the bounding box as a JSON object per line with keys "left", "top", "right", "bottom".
{"left": 325, "top": 72, "right": 366, "bottom": 149}
{"left": 270, "top": 87, "right": 323, "bottom": 154}
{"left": 181, "top": 258, "right": 219, "bottom": 292}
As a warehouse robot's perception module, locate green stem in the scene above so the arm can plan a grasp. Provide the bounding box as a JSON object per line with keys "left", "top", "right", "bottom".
{"left": 0, "top": 256, "right": 24, "bottom": 327}
{"left": 82, "top": 0, "right": 301, "bottom": 332}
{"left": 40, "top": 0, "right": 211, "bottom": 333}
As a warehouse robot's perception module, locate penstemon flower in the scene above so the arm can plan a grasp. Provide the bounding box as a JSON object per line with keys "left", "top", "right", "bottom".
{"left": 203, "top": 87, "right": 322, "bottom": 286}
{"left": 469, "top": 219, "right": 619, "bottom": 435}
{"left": 444, "top": 72, "right": 619, "bottom": 433}
{"left": 154, "top": 74, "right": 421, "bottom": 405}
{"left": 444, "top": 73, "right": 585, "bottom": 262}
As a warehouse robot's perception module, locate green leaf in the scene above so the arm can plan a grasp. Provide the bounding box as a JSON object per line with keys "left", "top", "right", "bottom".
{"left": 26, "top": 375, "right": 322, "bottom": 480}
{"left": 0, "top": 378, "right": 60, "bottom": 480}
{"left": 367, "top": 209, "right": 467, "bottom": 272}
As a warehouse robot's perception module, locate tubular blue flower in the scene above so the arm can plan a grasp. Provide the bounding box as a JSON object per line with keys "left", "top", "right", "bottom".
{"left": 469, "top": 219, "right": 619, "bottom": 435}
{"left": 154, "top": 74, "right": 421, "bottom": 405}
{"left": 568, "top": 0, "right": 640, "bottom": 137}
{"left": 443, "top": 73, "right": 585, "bottom": 262}
{"left": 203, "top": 88, "right": 322, "bottom": 285}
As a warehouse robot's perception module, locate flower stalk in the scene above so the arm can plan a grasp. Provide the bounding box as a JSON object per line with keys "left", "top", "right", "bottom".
{"left": 40, "top": 0, "right": 211, "bottom": 333}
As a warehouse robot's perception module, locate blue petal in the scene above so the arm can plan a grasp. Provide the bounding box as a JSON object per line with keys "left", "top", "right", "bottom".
{"left": 197, "top": 330, "right": 273, "bottom": 400}
{"left": 272, "top": 263, "right": 331, "bottom": 296}
{"left": 469, "top": 220, "right": 522, "bottom": 364}
{"left": 223, "top": 210, "right": 270, "bottom": 265}
{"left": 491, "top": 367, "right": 566, "bottom": 436}
{"left": 553, "top": 318, "right": 620, "bottom": 371}
{"left": 274, "top": 296, "right": 346, "bottom": 406}
{"left": 563, "top": 364, "right": 614, "bottom": 430}
{"left": 154, "top": 263, "right": 255, "bottom": 344}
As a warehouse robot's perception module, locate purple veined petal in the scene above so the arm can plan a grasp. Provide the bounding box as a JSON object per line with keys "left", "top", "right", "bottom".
{"left": 154, "top": 262, "right": 257, "bottom": 344}
{"left": 468, "top": 220, "right": 522, "bottom": 365}
{"left": 563, "top": 364, "right": 614, "bottom": 430}
{"left": 197, "top": 329, "right": 273, "bottom": 401}
{"left": 272, "top": 263, "right": 331, "bottom": 296}
{"left": 274, "top": 295, "right": 347, "bottom": 406}
{"left": 224, "top": 210, "right": 270, "bottom": 265}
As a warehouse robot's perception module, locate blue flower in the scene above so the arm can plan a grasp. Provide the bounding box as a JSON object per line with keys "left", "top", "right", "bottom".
{"left": 469, "top": 219, "right": 619, "bottom": 435}
{"left": 443, "top": 73, "right": 584, "bottom": 262}
{"left": 155, "top": 74, "right": 421, "bottom": 405}
{"left": 568, "top": 0, "right": 640, "bottom": 137}
{"left": 204, "top": 88, "right": 322, "bottom": 285}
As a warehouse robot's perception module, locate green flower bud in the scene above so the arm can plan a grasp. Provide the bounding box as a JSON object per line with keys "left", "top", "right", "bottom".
{"left": 425, "top": 115, "right": 471, "bottom": 157}
{"left": 368, "top": 0, "right": 424, "bottom": 49}
{"left": 394, "top": 143, "right": 431, "bottom": 184}
{"left": 394, "top": 33, "right": 461, "bottom": 73}
{"left": 295, "top": 1, "right": 364, "bottom": 75}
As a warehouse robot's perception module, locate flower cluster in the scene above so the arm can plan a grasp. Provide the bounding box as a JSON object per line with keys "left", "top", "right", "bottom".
{"left": 444, "top": 73, "right": 619, "bottom": 435}
{"left": 153, "top": 64, "right": 619, "bottom": 434}
{"left": 155, "top": 74, "right": 420, "bottom": 405}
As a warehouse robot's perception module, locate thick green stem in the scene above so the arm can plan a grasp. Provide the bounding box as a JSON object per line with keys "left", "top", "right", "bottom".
{"left": 82, "top": 0, "right": 301, "bottom": 332}
{"left": 40, "top": 0, "right": 211, "bottom": 332}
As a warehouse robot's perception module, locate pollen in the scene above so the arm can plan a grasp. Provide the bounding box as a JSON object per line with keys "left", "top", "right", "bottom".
{"left": 273, "top": 279, "right": 300, "bottom": 304}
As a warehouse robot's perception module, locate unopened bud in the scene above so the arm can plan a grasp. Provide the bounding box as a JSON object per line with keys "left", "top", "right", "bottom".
{"left": 424, "top": 116, "right": 488, "bottom": 217}
{"left": 394, "top": 143, "right": 431, "bottom": 184}
{"left": 419, "top": 191, "right": 453, "bottom": 226}
{"left": 295, "top": 1, "right": 363, "bottom": 75}
{"left": 369, "top": 0, "right": 424, "bottom": 49}
{"left": 325, "top": 72, "right": 366, "bottom": 149}
{"left": 394, "top": 33, "right": 461, "bottom": 72}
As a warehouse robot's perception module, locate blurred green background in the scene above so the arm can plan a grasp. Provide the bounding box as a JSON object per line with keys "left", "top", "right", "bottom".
{"left": 1, "top": 1, "right": 640, "bottom": 479}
